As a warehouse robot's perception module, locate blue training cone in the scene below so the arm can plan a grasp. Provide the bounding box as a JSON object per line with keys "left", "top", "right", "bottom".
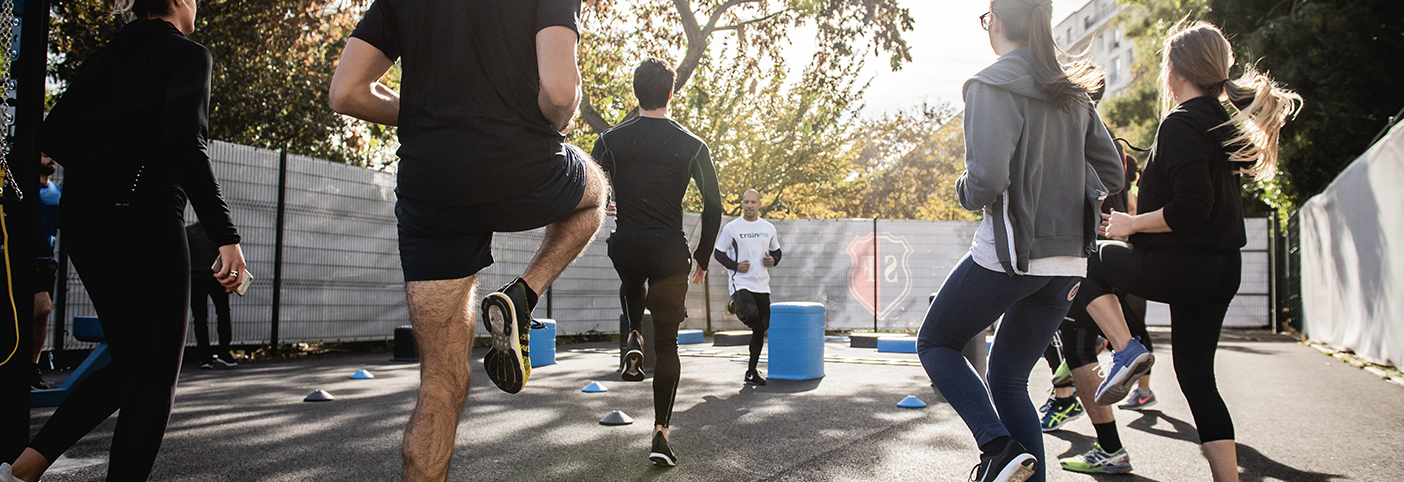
{"left": 582, "top": 381, "right": 608, "bottom": 393}
{"left": 350, "top": 369, "right": 374, "bottom": 379}
{"left": 897, "top": 395, "right": 927, "bottom": 408}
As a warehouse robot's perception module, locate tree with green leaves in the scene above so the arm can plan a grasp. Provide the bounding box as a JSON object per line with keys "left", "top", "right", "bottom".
{"left": 49, "top": 0, "right": 396, "bottom": 167}
{"left": 1204, "top": 0, "right": 1404, "bottom": 212}
{"left": 578, "top": 0, "right": 916, "bottom": 218}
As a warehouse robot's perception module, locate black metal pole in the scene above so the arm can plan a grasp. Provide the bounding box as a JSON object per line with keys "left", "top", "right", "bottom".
{"left": 270, "top": 145, "right": 288, "bottom": 347}
{"left": 703, "top": 269, "right": 712, "bottom": 333}
{"left": 51, "top": 234, "right": 67, "bottom": 352}
{"left": 2, "top": 0, "right": 50, "bottom": 461}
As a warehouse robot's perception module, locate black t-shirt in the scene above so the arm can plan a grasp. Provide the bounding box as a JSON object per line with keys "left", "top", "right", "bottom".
{"left": 352, "top": 0, "right": 581, "bottom": 206}
{"left": 1131, "top": 96, "right": 1247, "bottom": 253}
{"left": 591, "top": 117, "right": 722, "bottom": 269}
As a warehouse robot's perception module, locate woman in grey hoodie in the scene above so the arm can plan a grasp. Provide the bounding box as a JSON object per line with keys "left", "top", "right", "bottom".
{"left": 913, "top": 1, "right": 1124, "bottom": 481}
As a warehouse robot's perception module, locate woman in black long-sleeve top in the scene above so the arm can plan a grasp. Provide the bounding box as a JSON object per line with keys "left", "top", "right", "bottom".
{"left": 6, "top": 1, "right": 246, "bottom": 480}
{"left": 1076, "top": 21, "right": 1300, "bottom": 482}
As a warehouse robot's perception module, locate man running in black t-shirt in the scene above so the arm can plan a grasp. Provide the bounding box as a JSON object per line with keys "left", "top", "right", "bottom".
{"left": 592, "top": 59, "right": 722, "bottom": 467}
{"left": 329, "top": 1, "right": 606, "bottom": 480}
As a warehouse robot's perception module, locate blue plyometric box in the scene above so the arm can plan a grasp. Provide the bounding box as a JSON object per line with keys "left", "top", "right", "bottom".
{"left": 31, "top": 316, "right": 111, "bottom": 408}
{"left": 677, "top": 329, "right": 704, "bottom": 345}
{"left": 529, "top": 319, "right": 557, "bottom": 367}
{"left": 768, "top": 302, "right": 825, "bottom": 380}
{"left": 876, "top": 336, "right": 918, "bottom": 354}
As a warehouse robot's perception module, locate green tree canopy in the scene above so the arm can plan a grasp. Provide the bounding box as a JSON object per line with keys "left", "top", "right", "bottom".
{"left": 49, "top": 0, "right": 396, "bottom": 167}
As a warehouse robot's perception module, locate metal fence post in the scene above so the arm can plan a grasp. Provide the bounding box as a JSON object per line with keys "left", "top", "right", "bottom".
{"left": 270, "top": 145, "right": 288, "bottom": 346}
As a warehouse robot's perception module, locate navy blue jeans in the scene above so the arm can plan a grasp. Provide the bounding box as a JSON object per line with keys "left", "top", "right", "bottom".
{"left": 917, "top": 255, "right": 1080, "bottom": 482}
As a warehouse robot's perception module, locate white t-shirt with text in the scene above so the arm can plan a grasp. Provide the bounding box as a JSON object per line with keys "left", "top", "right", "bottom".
{"left": 714, "top": 217, "right": 781, "bottom": 294}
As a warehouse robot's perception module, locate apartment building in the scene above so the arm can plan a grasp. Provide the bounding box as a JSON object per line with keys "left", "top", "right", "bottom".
{"left": 1053, "top": 0, "right": 1138, "bottom": 98}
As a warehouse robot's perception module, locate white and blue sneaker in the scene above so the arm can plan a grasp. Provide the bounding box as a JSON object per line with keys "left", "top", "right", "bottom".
{"left": 1095, "top": 337, "right": 1154, "bottom": 405}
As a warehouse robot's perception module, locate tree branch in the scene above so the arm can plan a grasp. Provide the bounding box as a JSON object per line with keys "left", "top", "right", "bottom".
{"left": 579, "top": 94, "right": 613, "bottom": 133}
{"left": 673, "top": 0, "right": 762, "bottom": 91}
{"left": 714, "top": 10, "right": 786, "bottom": 31}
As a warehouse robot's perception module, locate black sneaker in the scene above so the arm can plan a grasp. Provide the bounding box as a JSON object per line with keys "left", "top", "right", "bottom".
{"left": 482, "top": 279, "right": 534, "bottom": 394}
{"left": 649, "top": 431, "right": 677, "bottom": 467}
{"left": 30, "top": 367, "right": 52, "bottom": 390}
{"left": 744, "top": 370, "right": 767, "bottom": 386}
{"left": 622, "top": 330, "right": 645, "bottom": 382}
{"left": 969, "top": 439, "right": 1037, "bottom": 482}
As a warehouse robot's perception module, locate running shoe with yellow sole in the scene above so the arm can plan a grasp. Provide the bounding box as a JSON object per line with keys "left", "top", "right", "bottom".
{"left": 483, "top": 279, "right": 534, "bottom": 393}
{"left": 1060, "top": 444, "right": 1132, "bottom": 474}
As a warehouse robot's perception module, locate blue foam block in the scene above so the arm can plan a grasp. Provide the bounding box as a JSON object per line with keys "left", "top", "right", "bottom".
{"left": 529, "top": 319, "right": 557, "bottom": 367}
{"left": 876, "top": 336, "right": 918, "bottom": 353}
{"left": 677, "top": 329, "right": 705, "bottom": 345}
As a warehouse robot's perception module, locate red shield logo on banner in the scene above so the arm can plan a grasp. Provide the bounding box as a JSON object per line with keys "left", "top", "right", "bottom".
{"left": 846, "top": 233, "right": 914, "bottom": 321}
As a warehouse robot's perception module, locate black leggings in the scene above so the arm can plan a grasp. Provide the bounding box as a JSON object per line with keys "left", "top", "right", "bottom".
{"left": 608, "top": 232, "right": 689, "bottom": 428}
{"left": 190, "top": 274, "right": 232, "bottom": 362}
{"left": 733, "top": 290, "right": 770, "bottom": 372}
{"left": 1079, "top": 241, "right": 1240, "bottom": 443}
{"left": 30, "top": 213, "right": 191, "bottom": 479}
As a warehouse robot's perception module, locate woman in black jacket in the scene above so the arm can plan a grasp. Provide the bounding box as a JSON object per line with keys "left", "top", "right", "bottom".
{"left": 6, "top": 1, "right": 246, "bottom": 480}
{"left": 1078, "top": 21, "right": 1300, "bottom": 482}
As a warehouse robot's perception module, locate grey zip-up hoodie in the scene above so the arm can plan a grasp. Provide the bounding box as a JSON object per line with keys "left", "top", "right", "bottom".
{"left": 958, "top": 47, "right": 1125, "bottom": 275}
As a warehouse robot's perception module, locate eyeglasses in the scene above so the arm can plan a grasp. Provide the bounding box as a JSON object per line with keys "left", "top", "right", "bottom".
{"left": 979, "top": 12, "right": 991, "bottom": 31}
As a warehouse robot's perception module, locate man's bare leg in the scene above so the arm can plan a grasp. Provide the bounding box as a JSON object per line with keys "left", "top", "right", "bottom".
{"left": 1072, "top": 364, "right": 1115, "bottom": 425}
{"left": 403, "top": 276, "right": 476, "bottom": 482}
{"left": 520, "top": 159, "right": 607, "bottom": 293}
{"left": 1086, "top": 294, "right": 1134, "bottom": 351}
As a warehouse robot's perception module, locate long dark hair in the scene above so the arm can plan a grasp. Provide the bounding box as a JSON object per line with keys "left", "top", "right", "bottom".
{"left": 992, "top": 0, "right": 1102, "bottom": 110}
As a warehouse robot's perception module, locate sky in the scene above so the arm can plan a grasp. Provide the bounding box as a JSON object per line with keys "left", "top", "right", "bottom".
{"left": 784, "top": 0, "right": 1088, "bottom": 117}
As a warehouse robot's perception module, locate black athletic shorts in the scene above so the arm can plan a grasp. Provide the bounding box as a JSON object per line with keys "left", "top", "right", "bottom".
{"left": 34, "top": 257, "right": 58, "bottom": 294}
{"left": 396, "top": 144, "right": 589, "bottom": 282}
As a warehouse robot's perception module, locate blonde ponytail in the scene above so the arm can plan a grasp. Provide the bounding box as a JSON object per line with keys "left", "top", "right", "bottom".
{"left": 1221, "top": 67, "right": 1302, "bottom": 181}
{"left": 1161, "top": 21, "right": 1303, "bottom": 181}
{"left": 113, "top": 0, "right": 136, "bottom": 21}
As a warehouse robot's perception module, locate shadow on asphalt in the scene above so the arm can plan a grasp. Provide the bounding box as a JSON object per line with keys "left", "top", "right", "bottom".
{"left": 1123, "top": 409, "right": 1198, "bottom": 443}
{"left": 1238, "top": 443, "right": 1346, "bottom": 482}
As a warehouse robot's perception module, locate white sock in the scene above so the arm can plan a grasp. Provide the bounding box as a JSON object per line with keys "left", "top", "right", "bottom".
{"left": 0, "top": 462, "right": 32, "bottom": 482}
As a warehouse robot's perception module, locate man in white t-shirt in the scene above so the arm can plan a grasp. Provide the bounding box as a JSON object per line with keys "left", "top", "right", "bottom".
{"left": 712, "top": 189, "right": 782, "bottom": 385}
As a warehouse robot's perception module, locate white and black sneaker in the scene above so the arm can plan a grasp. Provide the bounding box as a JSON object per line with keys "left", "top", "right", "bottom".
{"left": 199, "top": 361, "right": 214, "bottom": 369}
{"left": 969, "top": 439, "right": 1037, "bottom": 482}
{"left": 622, "top": 330, "right": 645, "bottom": 382}
{"left": 649, "top": 431, "right": 677, "bottom": 467}
{"left": 744, "top": 370, "right": 767, "bottom": 386}
{"left": 482, "top": 279, "right": 534, "bottom": 394}
{"left": 215, "top": 357, "right": 238, "bottom": 367}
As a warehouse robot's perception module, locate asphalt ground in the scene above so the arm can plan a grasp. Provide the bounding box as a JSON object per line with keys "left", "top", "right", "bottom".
{"left": 26, "top": 328, "right": 1404, "bottom": 481}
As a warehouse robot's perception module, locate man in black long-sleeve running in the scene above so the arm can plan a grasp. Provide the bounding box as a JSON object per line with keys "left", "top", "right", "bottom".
{"left": 592, "top": 58, "right": 723, "bottom": 467}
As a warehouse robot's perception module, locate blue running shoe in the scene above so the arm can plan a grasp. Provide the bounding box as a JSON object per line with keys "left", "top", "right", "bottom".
{"left": 1095, "top": 337, "right": 1154, "bottom": 405}
{"left": 1040, "top": 397, "right": 1085, "bottom": 432}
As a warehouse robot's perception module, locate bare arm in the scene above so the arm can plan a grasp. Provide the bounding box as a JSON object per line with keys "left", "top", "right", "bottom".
{"left": 536, "top": 26, "right": 581, "bottom": 133}
{"left": 329, "top": 37, "right": 399, "bottom": 126}
{"left": 1102, "top": 208, "right": 1172, "bottom": 238}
